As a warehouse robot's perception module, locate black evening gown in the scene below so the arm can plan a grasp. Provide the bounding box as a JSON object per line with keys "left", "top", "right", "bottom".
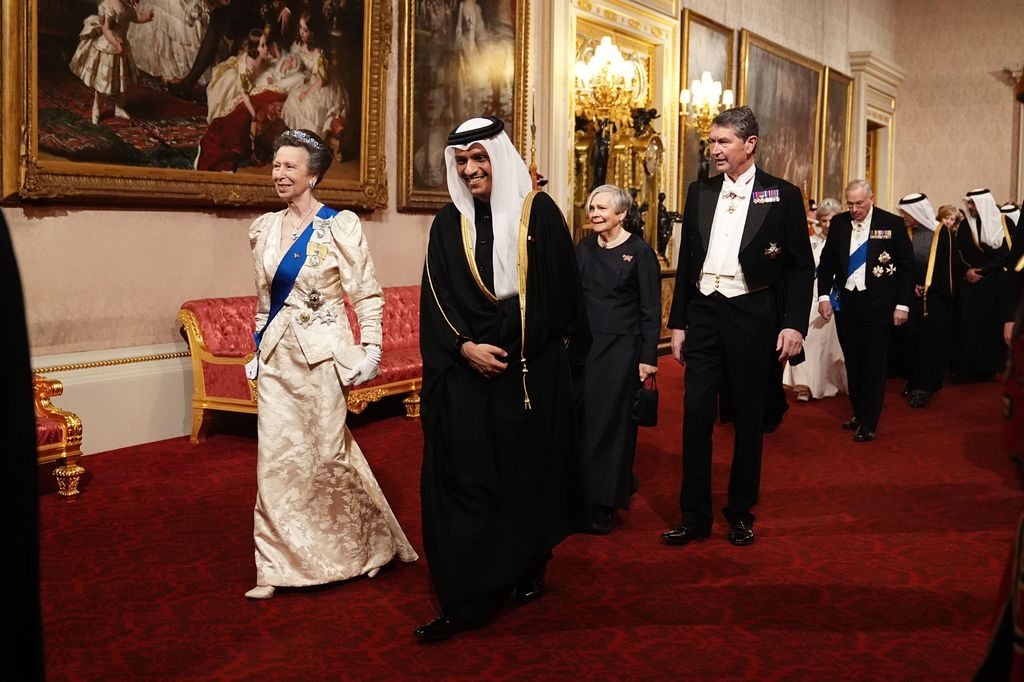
{"left": 576, "top": 232, "right": 661, "bottom": 509}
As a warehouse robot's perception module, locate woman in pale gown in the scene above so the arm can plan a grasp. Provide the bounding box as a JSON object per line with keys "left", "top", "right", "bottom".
{"left": 244, "top": 129, "right": 417, "bottom": 599}
{"left": 128, "top": 0, "right": 209, "bottom": 84}
{"left": 280, "top": 11, "right": 350, "bottom": 143}
{"left": 783, "top": 198, "right": 848, "bottom": 401}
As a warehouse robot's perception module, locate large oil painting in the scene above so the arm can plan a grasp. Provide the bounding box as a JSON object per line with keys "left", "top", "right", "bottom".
{"left": 1, "top": 0, "right": 389, "bottom": 208}
{"left": 679, "top": 9, "right": 733, "bottom": 198}
{"left": 819, "top": 67, "right": 852, "bottom": 203}
{"left": 738, "top": 30, "right": 822, "bottom": 201}
{"left": 398, "top": 0, "right": 529, "bottom": 211}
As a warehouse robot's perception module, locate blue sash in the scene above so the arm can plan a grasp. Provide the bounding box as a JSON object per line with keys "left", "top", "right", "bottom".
{"left": 254, "top": 205, "right": 338, "bottom": 347}
{"left": 832, "top": 239, "right": 869, "bottom": 312}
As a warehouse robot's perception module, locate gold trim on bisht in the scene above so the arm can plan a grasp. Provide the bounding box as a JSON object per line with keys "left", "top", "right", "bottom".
{"left": 460, "top": 214, "right": 500, "bottom": 304}
{"left": 922, "top": 224, "right": 942, "bottom": 318}
{"left": 517, "top": 191, "right": 540, "bottom": 410}
{"left": 425, "top": 241, "right": 461, "bottom": 338}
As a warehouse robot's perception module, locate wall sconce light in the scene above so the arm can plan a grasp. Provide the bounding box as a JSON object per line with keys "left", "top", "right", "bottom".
{"left": 680, "top": 71, "right": 733, "bottom": 178}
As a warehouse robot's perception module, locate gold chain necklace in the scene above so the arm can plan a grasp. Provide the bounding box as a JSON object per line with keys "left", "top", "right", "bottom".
{"left": 288, "top": 201, "right": 319, "bottom": 241}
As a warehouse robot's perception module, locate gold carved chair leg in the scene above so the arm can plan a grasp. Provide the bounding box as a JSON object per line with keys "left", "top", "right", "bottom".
{"left": 53, "top": 458, "right": 85, "bottom": 497}
{"left": 191, "top": 408, "right": 213, "bottom": 445}
{"left": 403, "top": 392, "right": 421, "bottom": 418}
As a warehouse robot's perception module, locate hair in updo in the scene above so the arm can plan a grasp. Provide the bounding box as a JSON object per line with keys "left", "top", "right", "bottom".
{"left": 272, "top": 129, "right": 333, "bottom": 183}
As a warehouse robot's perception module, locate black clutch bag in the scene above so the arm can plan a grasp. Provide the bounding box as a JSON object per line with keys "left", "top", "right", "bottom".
{"left": 632, "top": 375, "right": 659, "bottom": 427}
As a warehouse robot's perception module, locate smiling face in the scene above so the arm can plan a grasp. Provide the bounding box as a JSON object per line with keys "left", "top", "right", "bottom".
{"left": 708, "top": 123, "right": 756, "bottom": 179}
{"left": 272, "top": 145, "right": 316, "bottom": 202}
{"left": 454, "top": 144, "right": 492, "bottom": 201}
{"left": 587, "top": 192, "right": 626, "bottom": 236}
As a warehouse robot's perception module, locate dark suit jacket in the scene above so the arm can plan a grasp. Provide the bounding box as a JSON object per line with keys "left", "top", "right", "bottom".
{"left": 816, "top": 207, "right": 915, "bottom": 311}
{"left": 668, "top": 167, "right": 815, "bottom": 337}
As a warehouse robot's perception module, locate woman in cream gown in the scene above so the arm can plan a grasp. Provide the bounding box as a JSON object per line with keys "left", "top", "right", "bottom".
{"left": 783, "top": 199, "right": 848, "bottom": 401}
{"left": 245, "top": 129, "right": 417, "bottom": 599}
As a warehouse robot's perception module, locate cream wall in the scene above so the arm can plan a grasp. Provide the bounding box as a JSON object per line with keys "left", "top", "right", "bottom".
{"left": 894, "top": 0, "right": 1024, "bottom": 209}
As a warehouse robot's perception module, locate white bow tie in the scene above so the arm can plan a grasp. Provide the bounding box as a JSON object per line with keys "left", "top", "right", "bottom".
{"left": 722, "top": 180, "right": 747, "bottom": 200}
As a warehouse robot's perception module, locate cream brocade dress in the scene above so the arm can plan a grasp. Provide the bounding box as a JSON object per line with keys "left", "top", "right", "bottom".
{"left": 249, "top": 208, "right": 417, "bottom": 588}
{"left": 782, "top": 231, "right": 848, "bottom": 399}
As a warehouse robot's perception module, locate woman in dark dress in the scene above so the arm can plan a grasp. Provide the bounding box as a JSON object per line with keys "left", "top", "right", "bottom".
{"left": 576, "top": 184, "right": 661, "bottom": 534}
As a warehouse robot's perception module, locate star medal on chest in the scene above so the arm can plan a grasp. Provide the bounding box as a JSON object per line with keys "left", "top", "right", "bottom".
{"left": 764, "top": 242, "right": 781, "bottom": 259}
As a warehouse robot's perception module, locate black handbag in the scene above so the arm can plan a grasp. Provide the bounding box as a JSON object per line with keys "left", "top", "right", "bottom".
{"left": 632, "top": 375, "right": 659, "bottom": 427}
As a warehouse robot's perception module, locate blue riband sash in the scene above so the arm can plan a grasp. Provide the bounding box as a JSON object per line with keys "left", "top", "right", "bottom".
{"left": 848, "top": 239, "right": 868, "bottom": 278}
{"left": 254, "top": 205, "right": 338, "bottom": 347}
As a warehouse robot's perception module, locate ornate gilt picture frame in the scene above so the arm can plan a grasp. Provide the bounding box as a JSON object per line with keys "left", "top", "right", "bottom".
{"left": 678, "top": 9, "right": 733, "bottom": 198}
{"left": 398, "top": 0, "right": 530, "bottom": 212}
{"left": 738, "top": 30, "right": 823, "bottom": 201}
{"left": 819, "top": 67, "right": 852, "bottom": 203}
{"left": 0, "top": 0, "right": 390, "bottom": 209}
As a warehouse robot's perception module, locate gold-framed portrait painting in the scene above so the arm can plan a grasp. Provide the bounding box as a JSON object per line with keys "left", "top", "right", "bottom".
{"left": 1, "top": 0, "right": 390, "bottom": 209}
{"left": 679, "top": 9, "right": 733, "bottom": 198}
{"left": 738, "top": 30, "right": 823, "bottom": 201}
{"left": 819, "top": 67, "right": 852, "bottom": 204}
{"left": 398, "top": 0, "right": 530, "bottom": 212}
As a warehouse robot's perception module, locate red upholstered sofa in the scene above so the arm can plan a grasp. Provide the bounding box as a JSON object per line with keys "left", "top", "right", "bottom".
{"left": 34, "top": 373, "right": 85, "bottom": 496}
{"left": 178, "top": 286, "right": 422, "bottom": 444}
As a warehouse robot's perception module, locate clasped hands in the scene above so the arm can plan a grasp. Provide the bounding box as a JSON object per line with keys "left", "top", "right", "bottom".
{"left": 461, "top": 341, "right": 509, "bottom": 378}
{"left": 352, "top": 344, "right": 382, "bottom": 385}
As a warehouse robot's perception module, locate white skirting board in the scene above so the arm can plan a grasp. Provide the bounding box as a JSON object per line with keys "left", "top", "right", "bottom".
{"left": 32, "top": 343, "right": 196, "bottom": 456}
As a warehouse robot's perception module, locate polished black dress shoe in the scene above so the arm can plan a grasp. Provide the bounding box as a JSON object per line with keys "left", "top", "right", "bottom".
{"left": 512, "top": 577, "right": 545, "bottom": 604}
{"left": 853, "top": 425, "right": 875, "bottom": 442}
{"left": 661, "top": 524, "right": 711, "bottom": 546}
{"left": 841, "top": 418, "right": 860, "bottom": 431}
{"left": 414, "top": 614, "right": 471, "bottom": 643}
{"left": 727, "top": 520, "right": 755, "bottom": 546}
{"left": 908, "top": 391, "right": 929, "bottom": 408}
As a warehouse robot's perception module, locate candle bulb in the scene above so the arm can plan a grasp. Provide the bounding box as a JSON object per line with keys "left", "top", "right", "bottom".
{"left": 722, "top": 89, "right": 734, "bottom": 107}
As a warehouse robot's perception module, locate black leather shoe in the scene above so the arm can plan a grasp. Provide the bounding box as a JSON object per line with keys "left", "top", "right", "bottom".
{"left": 909, "top": 391, "right": 928, "bottom": 408}
{"left": 661, "top": 524, "right": 711, "bottom": 546}
{"left": 586, "top": 505, "right": 618, "bottom": 535}
{"left": 512, "top": 577, "right": 545, "bottom": 604}
{"left": 841, "top": 418, "right": 860, "bottom": 431}
{"left": 727, "top": 519, "right": 755, "bottom": 546}
{"left": 853, "top": 426, "right": 875, "bottom": 442}
{"left": 414, "top": 614, "right": 469, "bottom": 643}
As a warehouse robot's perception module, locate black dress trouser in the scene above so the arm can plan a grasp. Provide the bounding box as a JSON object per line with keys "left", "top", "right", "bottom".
{"left": 680, "top": 289, "right": 775, "bottom": 528}
{"left": 834, "top": 288, "right": 892, "bottom": 431}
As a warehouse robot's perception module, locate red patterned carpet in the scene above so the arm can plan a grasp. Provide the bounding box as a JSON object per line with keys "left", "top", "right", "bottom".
{"left": 39, "top": 358, "right": 1022, "bottom": 680}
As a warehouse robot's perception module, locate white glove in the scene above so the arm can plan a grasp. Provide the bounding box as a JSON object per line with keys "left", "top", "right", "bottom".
{"left": 351, "top": 344, "right": 381, "bottom": 385}
{"left": 244, "top": 353, "right": 259, "bottom": 380}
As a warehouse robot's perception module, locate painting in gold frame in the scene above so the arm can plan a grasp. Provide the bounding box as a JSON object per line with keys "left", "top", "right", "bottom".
{"left": 0, "top": 0, "right": 390, "bottom": 209}
{"left": 738, "top": 30, "right": 823, "bottom": 201}
{"left": 398, "top": 0, "right": 530, "bottom": 212}
{"left": 819, "top": 67, "right": 852, "bottom": 204}
{"left": 678, "top": 9, "right": 733, "bottom": 199}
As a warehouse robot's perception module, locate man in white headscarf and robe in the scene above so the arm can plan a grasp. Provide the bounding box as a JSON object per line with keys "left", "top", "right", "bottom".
{"left": 897, "top": 193, "right": 954, "bottom": 407}
{"left": 415, "top": 116, "right": 590, "bottom": 642}
{"left": 954, "top": 188, "right": 1011, "bottom": 381}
